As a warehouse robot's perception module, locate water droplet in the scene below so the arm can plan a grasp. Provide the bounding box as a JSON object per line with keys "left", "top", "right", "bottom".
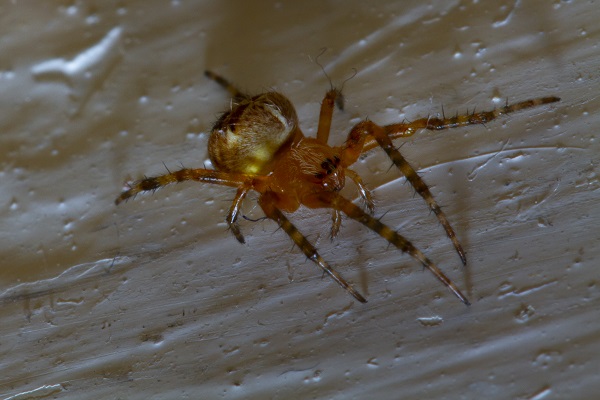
{"left": 86, "top": 14, "right": 100, "bottom": 25}
{"left": 533, "top": 350, "right": 562, "bottom": 370}
{"left": 66, "top": 5, "right": 78, "bottom": 15}
{"left": 514, "top": 304, "right": 535, "bottom": 323}
{"left": 63, "top": 221, "right": 73, "bottom": 231}
{"left": 417, "top": 316, "right": 443, "bottom": 327}
{"left": 453, "top": 50, "right": 462, "bottom": 60}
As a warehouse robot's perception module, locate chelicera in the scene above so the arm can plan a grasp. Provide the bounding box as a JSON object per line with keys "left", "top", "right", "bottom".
{"left": 116, "top": 70, "right": 559, "bottom": 305}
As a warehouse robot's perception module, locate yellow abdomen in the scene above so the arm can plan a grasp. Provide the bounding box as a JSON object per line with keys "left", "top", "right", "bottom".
{"left": 208, "top": 92, "right": 300, "bottom": 175}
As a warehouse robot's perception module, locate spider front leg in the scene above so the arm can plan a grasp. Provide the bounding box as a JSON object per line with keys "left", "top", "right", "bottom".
{"left": 316, "top": 86, "right": 374, "bottom": 237}
{"left": 352, "top": 96, "right": 561, "bottom": 264}
{"left": 307, "top": 192, "right": 470, "bottom": 305}
{"left": 316, "top": 87, "right": 343, "bottom": 143}
{"left": 361, "top": 96, "right": 561, "bottom": 152}
{"left": 343, "top": 121, "right": 467, "bottom": 265}
{"left": 315, "top": 85, "right": 347, "bottom": 237}
{"left": 259, "top": 192, "right": 367, "bottom": 303}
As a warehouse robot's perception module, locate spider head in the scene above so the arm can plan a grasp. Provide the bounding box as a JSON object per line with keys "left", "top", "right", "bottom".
{"left": 289, "top": 139, "right": 345, "bottom": 193}
{"left": 313, "top": 155, "right": 344, "bottom": 192}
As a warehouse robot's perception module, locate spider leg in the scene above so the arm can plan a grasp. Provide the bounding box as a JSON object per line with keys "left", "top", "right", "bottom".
{"left": 329, "top": 170, "right": 374, "bottom": 239}
{"left": 316, "top": 86, "right": 351, "bottom": 238}
{"left": 115, "top": 168, "right": 259, "bottom": 204}
{"left": 116, "top": 168, "right": 270, "bottom": 243}
{"left": 362, "top": 96, "right": 560, "bottom": 152}
{"left": 330, "top": 210, "right": 342, "bottom": 239}
{"left": 204, "top": 70, "right": 250, "bottom": 101}
{"left": 259, "top": 192, "right": 367, "bottom": 303}
{"left": 310, "top": 192, "right": 470, "bottom": 305}
{"left": 316, "top": 88, "right": 343, "bottom": 144}
{"left": 376, "top": 126, "right": 466, "bottom": 265}
{"left": 346, "top": 169, "right": 375, "bottom": 214}
{"left": 226, "top": 184, "right": 252, "bottom": 244}
{"left": 346, "top": 121, "right": 467, "bottom": 265}
{"left": 362, "top": 96, "right": 559, "bottom": 263}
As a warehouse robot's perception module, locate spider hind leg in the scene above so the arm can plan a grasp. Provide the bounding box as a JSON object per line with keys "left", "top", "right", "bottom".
{"left": 204, "top": 70, "right": 249, "bottom": 100}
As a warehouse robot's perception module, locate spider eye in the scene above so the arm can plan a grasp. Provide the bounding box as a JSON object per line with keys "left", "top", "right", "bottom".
{"left": 320, "top": 156, "right": 341, "bottom": 175}
{"left": 314, "top": 154, "right": 343, "bottom": 182}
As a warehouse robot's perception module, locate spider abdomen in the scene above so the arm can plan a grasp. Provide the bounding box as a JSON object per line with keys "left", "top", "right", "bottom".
{"left": 208, "top": 92, "right": 300, "bottom": 175}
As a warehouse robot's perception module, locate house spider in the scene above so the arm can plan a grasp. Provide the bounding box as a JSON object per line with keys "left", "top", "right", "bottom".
{"left": 116, "top": 70, "right": 559, "bottom": 305}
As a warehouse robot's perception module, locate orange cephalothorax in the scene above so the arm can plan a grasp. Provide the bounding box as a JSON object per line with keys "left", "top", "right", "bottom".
{"left": 266, "top": 137, "right": 346, "bottom": 213}
{"left": 287, "top": 138, "right": 345, "bottom": 191}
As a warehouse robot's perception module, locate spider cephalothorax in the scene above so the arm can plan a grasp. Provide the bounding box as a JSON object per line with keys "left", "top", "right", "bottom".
{"left": 117, "top": 69, "right": 559, "bottom": 305}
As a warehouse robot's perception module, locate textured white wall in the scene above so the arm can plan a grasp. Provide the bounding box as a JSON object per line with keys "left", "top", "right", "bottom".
{"left": 1, "top": 1, "right": 598, "bottom": 399}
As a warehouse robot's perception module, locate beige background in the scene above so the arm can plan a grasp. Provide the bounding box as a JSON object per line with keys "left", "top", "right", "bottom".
{"left": 1, "top": 1, "right": 598, "bottom": 399}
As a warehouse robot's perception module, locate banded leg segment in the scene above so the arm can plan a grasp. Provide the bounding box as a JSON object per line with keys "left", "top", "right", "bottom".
{"left": 375, "top": 122, "right": 466, "bottom": 265}
{"left": 227, "top": 184, "right": 252, "bottom": 244}
{"left": 204, "top": 70, "right": 249, "bottom": 100}
{"left": 348, "top": 121, "right": 467, "bottom": 265}
{"left": 259, "top": 193, "right": 367, "bottom": 303}
{"left": 316, "top": 88, "right": 343, "bottom": 144}
{"left": 351, "top": 96, "right": 560, "bottom": 263}
{"left": 115, "top": 168, "right": 259, "bottom": 204}
{"left": 362, "top": 96, "right": 561, "bottom": 152}
{"left": 312, "top": 192, "right": 470, "bottom": 305}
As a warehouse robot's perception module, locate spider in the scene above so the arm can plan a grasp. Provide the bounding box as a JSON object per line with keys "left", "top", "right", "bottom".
{"left": 116, "top": 70, "right": 559, "bottom": 305}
